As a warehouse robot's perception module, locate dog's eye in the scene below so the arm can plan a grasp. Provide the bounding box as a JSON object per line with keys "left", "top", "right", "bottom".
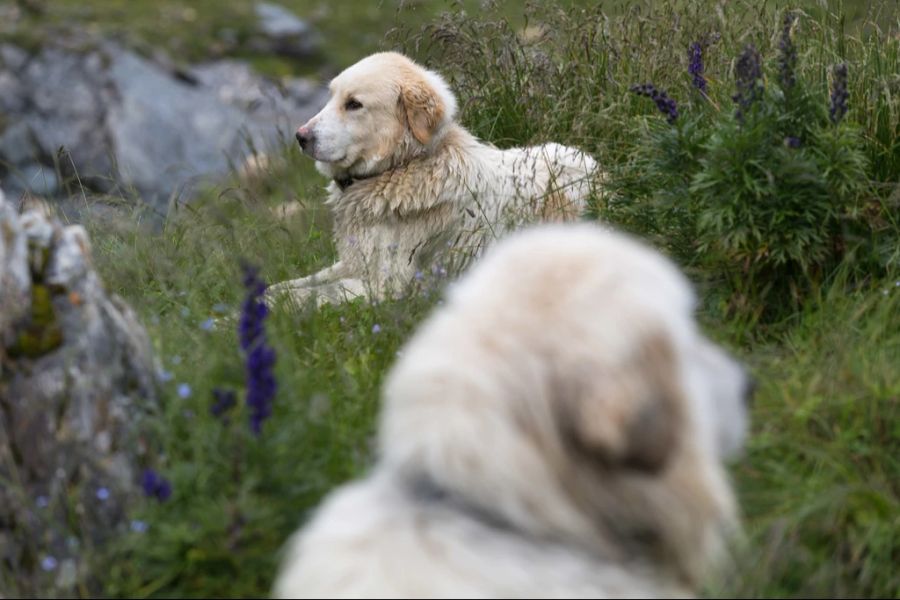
{"left": 344, "top": 98, "right": 363, "bottom": 111}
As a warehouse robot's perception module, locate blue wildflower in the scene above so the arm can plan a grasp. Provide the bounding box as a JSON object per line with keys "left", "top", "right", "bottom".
{"left": 141, "top": 469, "right": 172, "bottom": 502}
{"left": 784, "top": 136, "right": 801, "bottom": 148}
{"left": 688, "top": 42, "right": 707, "bottom": 93}
{"left": 830, "top": 63, "right": 849, "bottom": 124}
{"left": 36, "top": 495, "right": 49, "bottom": 508}
{"left": 210, "top": 388, "right": 237, "bottom": 418}
{"left": 733, "top": 44, "right": 763, "bottom": 122}
{"left": 239, "top": 263, "right": 277, "bottom": 435}
{"left": 372, "top": 324, "right": 381, "bottom": 334}
{"left": 40, "top": 556, "right": 58, "bottom": 572}
{"left": 130, "top": 519, "right": 149, "bottom": 533}
{"left": 630, "top": 83, "right": 679, "bottom": 124}
{"left": 200, "top": 317, "right": 215, "bottom": 331}
{"left": 177, "top": 383, "right": 192, "bottom": 399}
{"left": 157, "top": 368, "right": 174, "bottom": 383}
{"left": 96, "top": 487, "right": 110, "bottom": 501}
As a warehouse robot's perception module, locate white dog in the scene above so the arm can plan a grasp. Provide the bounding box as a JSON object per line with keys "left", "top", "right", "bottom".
{"left": 266, "top": 52, "right": 598, "bottom": 306}
{"left": 273, "top": 223, "right": 752, "bottom": 598}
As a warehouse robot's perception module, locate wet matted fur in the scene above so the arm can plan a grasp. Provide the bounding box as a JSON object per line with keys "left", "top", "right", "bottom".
{"left": 267, "top": 52, "right": 599, "bottom": 306}
{"left": 273, "top": 223, "right": 752, "bottom": 598}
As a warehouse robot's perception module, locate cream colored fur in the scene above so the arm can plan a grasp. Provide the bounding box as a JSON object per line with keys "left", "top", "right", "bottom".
{"left": 266, "top": 52, "right": 599, "bottom": 306}
{"left": 273, "top": 223, "right": 751, "bottom": 598}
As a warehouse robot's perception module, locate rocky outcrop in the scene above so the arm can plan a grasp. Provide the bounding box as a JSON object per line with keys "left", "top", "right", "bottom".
{"left": 0, "top": 32, "right": 326, "bottom": 210}
{"left": 0, "top": 187, "right": 158, "bottom": 594}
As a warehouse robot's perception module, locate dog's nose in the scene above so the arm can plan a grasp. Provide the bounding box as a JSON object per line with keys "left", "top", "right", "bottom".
{"left": 296, "top": 126, "right": 315, "bottom": 151}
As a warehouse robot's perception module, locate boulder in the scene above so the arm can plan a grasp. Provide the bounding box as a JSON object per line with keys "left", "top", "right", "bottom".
{"left": 0, "top": 39, "right": 327, "bottom": 210}
{"left": 0, "top": 187, "right": 158, "bottom": 595}
{"left": 252, "top": 2, "right": 320, "bottom": 59}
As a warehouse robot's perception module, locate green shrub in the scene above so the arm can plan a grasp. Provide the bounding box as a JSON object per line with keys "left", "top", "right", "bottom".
{"left": 613, "top": 15, "right": 876, "bottom": 320}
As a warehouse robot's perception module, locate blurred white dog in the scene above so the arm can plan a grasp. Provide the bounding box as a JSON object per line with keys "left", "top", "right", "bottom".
{"left": 266, "top": 52, "right": 598, "bottom": 306}
{"left": 273, "top": 223, "right": 751, "bottom": 598}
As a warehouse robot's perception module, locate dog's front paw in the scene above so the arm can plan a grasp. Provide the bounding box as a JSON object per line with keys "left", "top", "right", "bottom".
{"left": 264, "top": 280, "right": 320, "bottom": 310}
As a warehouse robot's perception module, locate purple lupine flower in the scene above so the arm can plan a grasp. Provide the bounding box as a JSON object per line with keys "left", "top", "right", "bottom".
{"left": 688, "top": 42, "right": 707, "bottom": 93}
{"left": 239, "top": 263, "right": 277, "bottom": 435}
{"left": 141, "top": 469, "right": 172, "bottom": 502}
{"left": 210, "top": 388, "right": 237, "bottom": 418}
{"left": 830, "top": 63, "right": 849, "bottom": 124}
{"left": 155, "top": 479, "right": 172, "bottom": 501}
{"left": 778, "top": 12, "right": 798, "bottom": 90}
{"left": 630, "top": 83, "right": 679, "bottom": 124}
{"left": 733, "top": 44, "right": 763, "bottom": 122}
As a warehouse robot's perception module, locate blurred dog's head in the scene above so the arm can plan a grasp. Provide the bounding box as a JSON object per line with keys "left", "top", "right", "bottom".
{"left": 380, "top": 224, "right": 751, "bottom": 586}
{"left": 294, "top": 52, "right": 457, "bottom": 182}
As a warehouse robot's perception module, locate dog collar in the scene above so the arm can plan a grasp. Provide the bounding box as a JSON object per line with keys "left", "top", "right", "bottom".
{"left": 333, "top": 173, "right": 375, "bottom": 191}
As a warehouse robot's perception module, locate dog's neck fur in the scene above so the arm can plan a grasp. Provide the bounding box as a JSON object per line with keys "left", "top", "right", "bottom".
{"left": 394, "top": 447, "right": 728, "bottom": 594}
{"left": 330, "top": 124, "right": 475, "bottom": 196}
{"left": 326, "top": 126, "right": 482, "bottom": 226}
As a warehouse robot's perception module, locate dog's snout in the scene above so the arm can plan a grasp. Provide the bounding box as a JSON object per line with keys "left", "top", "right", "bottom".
{"left": 296, "top": 126, "right": 315, "bottom": 151}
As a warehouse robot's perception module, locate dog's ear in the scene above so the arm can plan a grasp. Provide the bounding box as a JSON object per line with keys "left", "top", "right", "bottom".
{"left": 399, "top": 78, "right": 445, "bottom": 145}
{"left": 561, "top": 332, "right": 685, "bottom": 473}
{"left": 398, "top": 68, "right": 456, "bottom": 145}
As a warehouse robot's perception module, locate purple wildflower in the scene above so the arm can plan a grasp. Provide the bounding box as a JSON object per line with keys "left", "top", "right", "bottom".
{"left": 239, "top": 263, "right": 277, "bottom": 435}
{"left": 688, "top": 42, "right": 707, "bottom": 93}
{"left": 733, "top": 44, "right": 763, "bottom": 122}
{"left": 210, "top": 387, "right": 237, "bottom": 418}
{"left": 177, "top": 383, "right": 192, "bottom": 399}
{"left": 784, "top": 136, "right": 802, "bottom": 148}
{"left": 141, "top": 469, "right": 172, "bottom": 502}
{"left": 371, "top": 324, "right": 381, "bottom": 334}
{"left": 630, "top": 83, "right": 679, "bottom": 124}
{"left": 830, "top": 63, "right": 849, "bottom": 124}
{"left": 778, "top": 12, "right": 798, "bottom": 90}
{"left": 96, "top": 487, "right": 110, "bottom": 501}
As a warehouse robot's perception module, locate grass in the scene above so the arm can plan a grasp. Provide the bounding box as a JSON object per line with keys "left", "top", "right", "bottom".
{"left": 2, "top": 0, "right": 899, "bottom": 597}
{"left": 729, "top": 280, "right": 900, "bottom": 597}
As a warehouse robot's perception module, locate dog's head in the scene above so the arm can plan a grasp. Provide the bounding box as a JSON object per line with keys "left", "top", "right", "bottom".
{"left": 295, "top": 52, "right": 458, "bottom": 182}
{"left": 379, "top": 224, "right": 751, "bottom": 587}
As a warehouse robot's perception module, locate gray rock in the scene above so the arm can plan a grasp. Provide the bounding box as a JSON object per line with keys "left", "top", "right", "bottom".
{"left": 0, "top": 70, "right": 24, "bottom": 112}
{"left": 106, "top": 50, "right": 249, "bottom": 203}
{"left": 0, "top": 189, "right": 158, "bottom": 596}
{"left": 0, "top": 39, "right": 326, "bottom": 211}
{"left": 0, "top": 44, "right": 28, "bottom": 70}
{"left": 253, "top": 2, "right": 320, "bottom": 58}
{"left": 12, "top": 164, "right": 59, "bottom": 197}
{"left": 18, "top": 47, "right": 115, "bottom": 184}
{"left": 256, "top": 2, "right": 311, "bottom": 38}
